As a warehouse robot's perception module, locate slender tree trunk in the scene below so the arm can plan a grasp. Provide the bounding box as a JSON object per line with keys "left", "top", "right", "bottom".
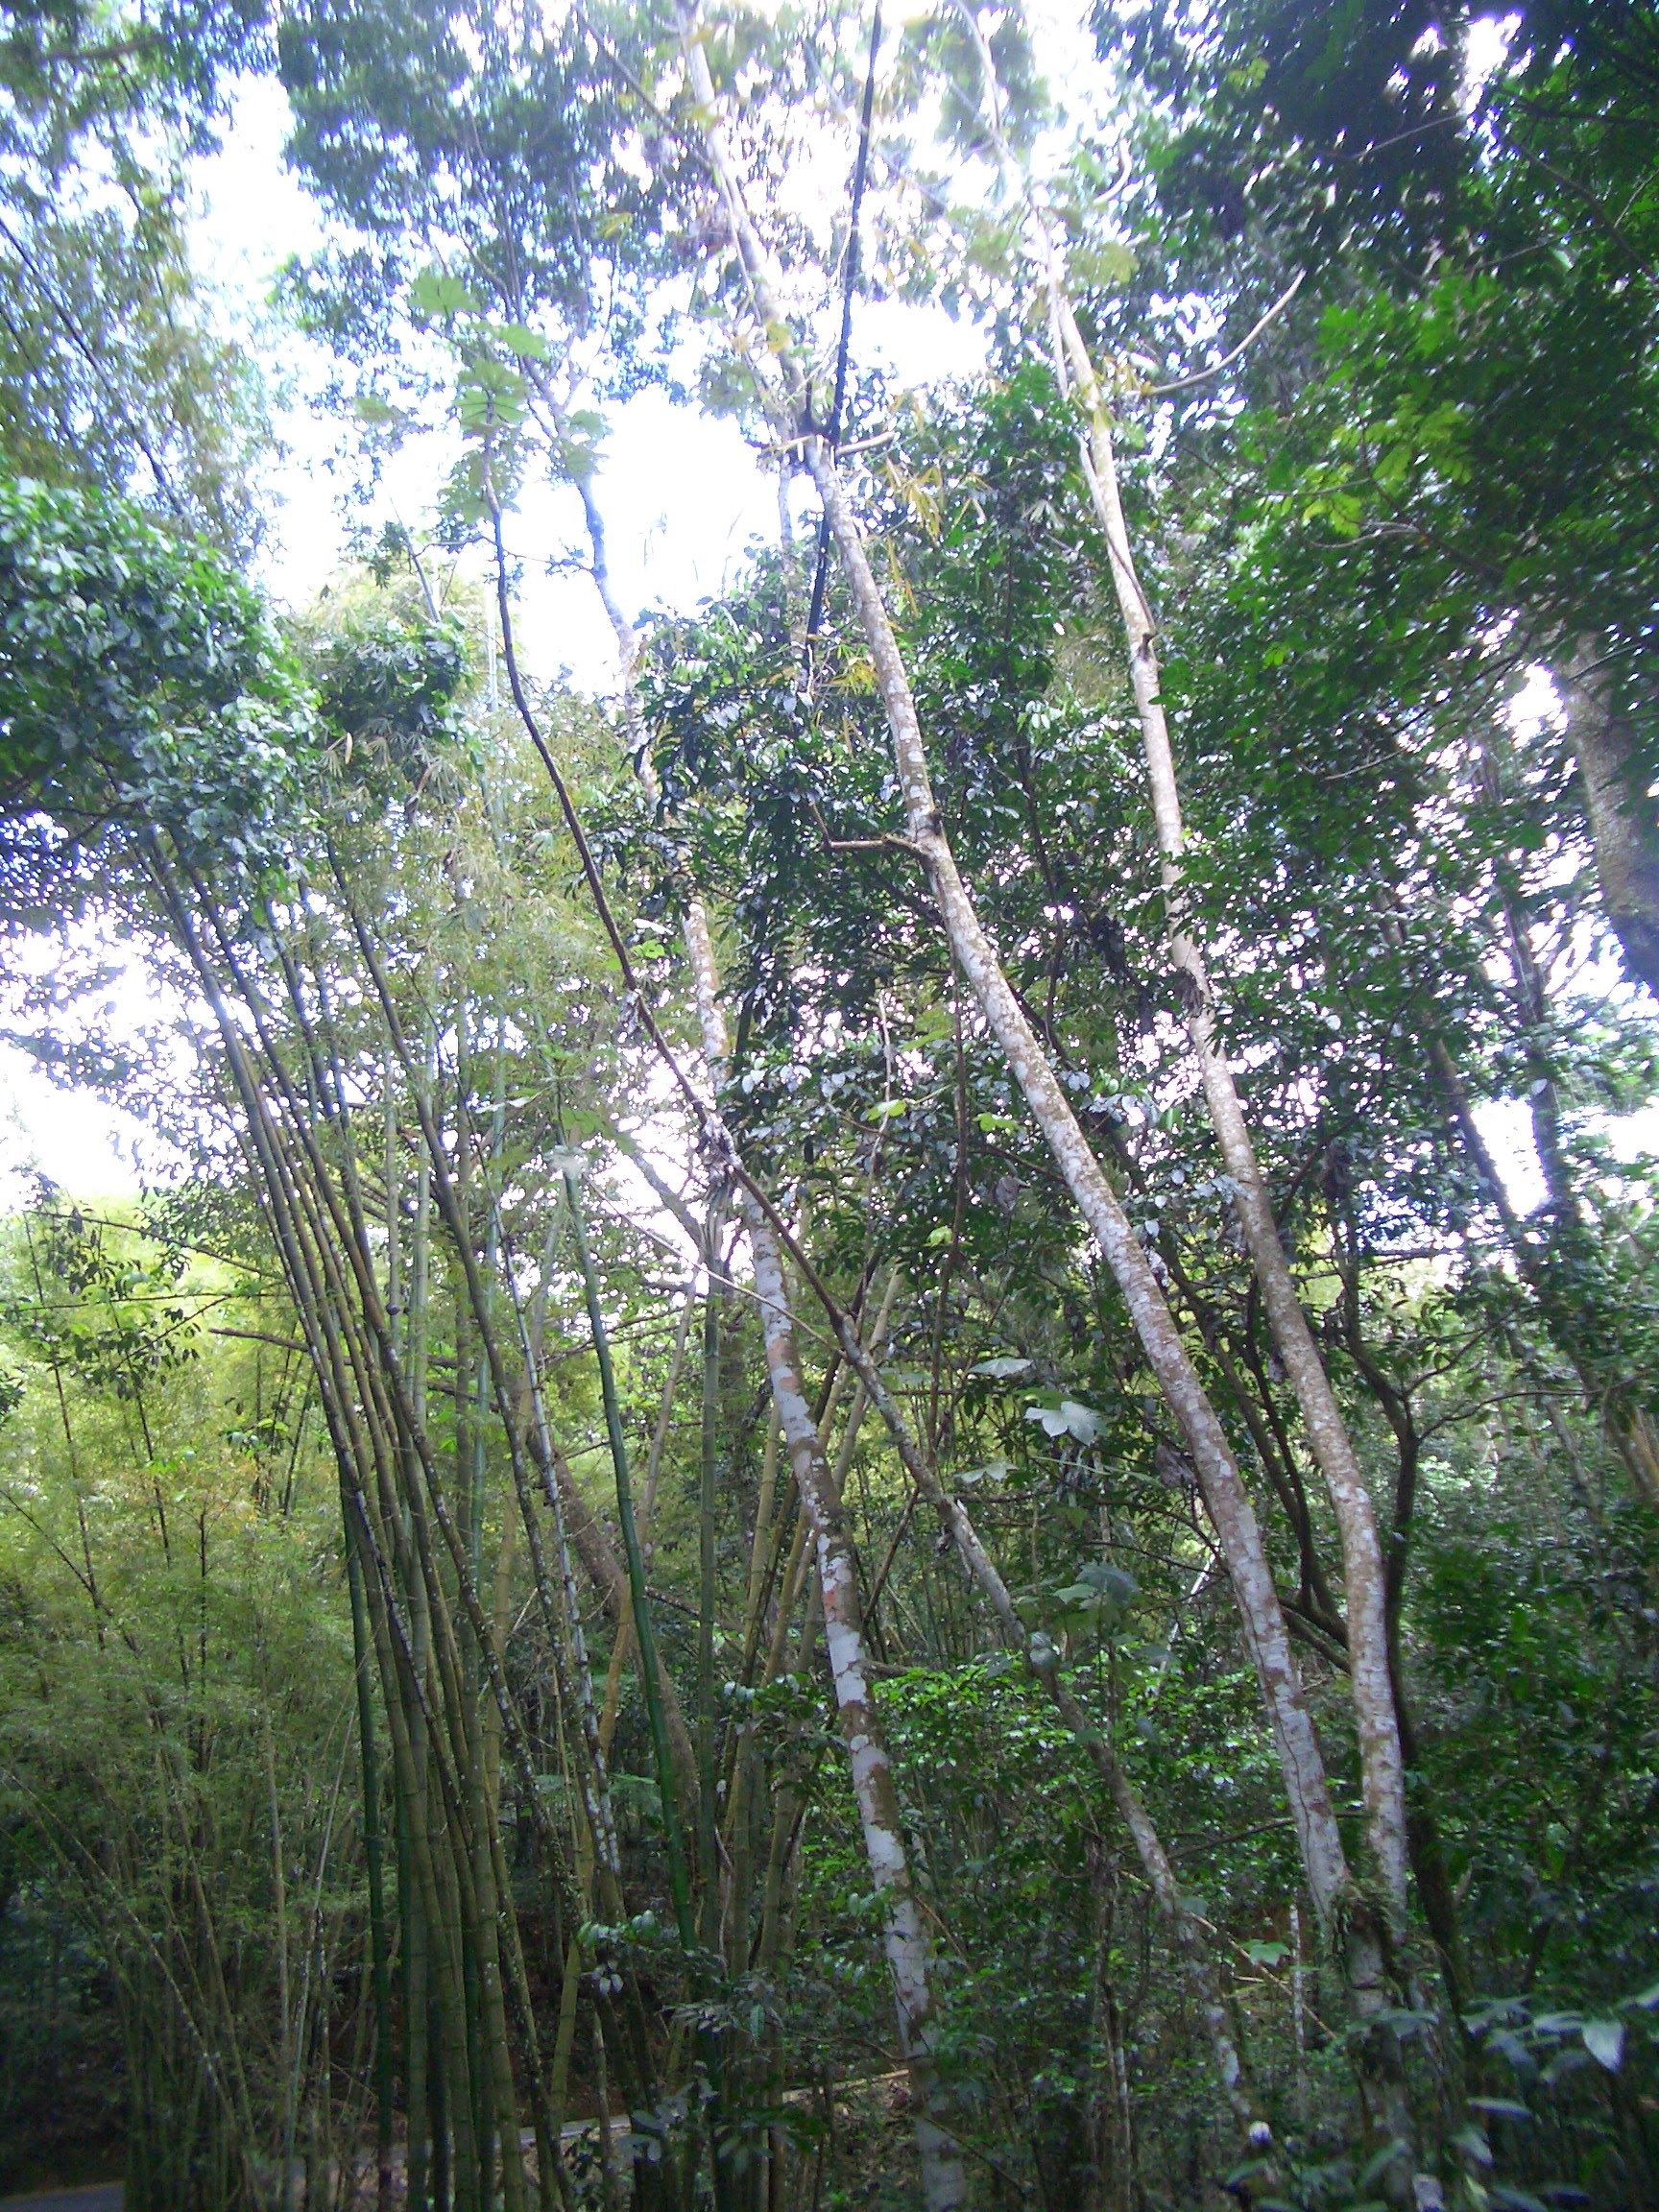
{"left": 683, "top": 908, "right": 968, "bottom": 2212}
{"left": 794, "top": 1262, "right": 1267, "bottom": 2147}
{"left": 698, "top": 1208, "right": 725, "bottom": 1947}
{"left": 541, "top": 1431, "right": 699, "bottom": 1796}
{"left": 1045, "top": 278, "right": 1410, "bottom": 1942}
{"left": 348, "top": 1536, "right": 397, "bottom": 2209}
{"left": 564, "top": 1161, "right": 700, "bottom": 1954}
{"left": 1428, "top": 1029, "right": 1659, "bottom": 1513}
{"left": 1563, "top": 635, "right": 1659, "bottom": 997}
{"left": 151, "top": 842, "right": 619, "bottom": 2209}
{"left": 667, "top": 37, "right": 1409, "bottom": 2163}
{"left": 722, "top": 1410, "right": 780, "bottom": 1976}
{"left": 793, "top": 436, "right": 1342, "bottom": 1891}
{"left": 524, "top": 239, "right": 966, "bottom": 2208}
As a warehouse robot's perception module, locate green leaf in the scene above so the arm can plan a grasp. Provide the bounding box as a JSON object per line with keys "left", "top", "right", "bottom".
{"left": 454, "top": 358, "right": 527, "bottom": 436}
{"left": 1070, "top": 239, "right": 1136, "bottom": 290}
{"left": 961, "top": 214, "right": 1019, "bottom": 278}
{"left": 490, "top": 321, "right": 552, "bottom": 360}
{"left": 409, "top": 265, "right": 475, "bottom": 321}
{"left": 1023, "top": 1398, "right": 1103, "bottom": 1444}
{"left": 350, "top": 391, "right": 407, "bottom": 428}
{"left": 1357, "top": 2137, "right": 1408, "bottom": 2189}
{"left": 954, "top": 1459, "right": 1007, "bottom": 1487}
{"left": 1453, "top": 2124, "right": 1493, "bottom": 2168}
{"left": 1076, "top": 1562, "right": 1138, "bottom": 1607}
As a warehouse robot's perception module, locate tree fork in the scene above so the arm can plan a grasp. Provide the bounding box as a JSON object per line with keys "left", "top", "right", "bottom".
{"left": 664, "top": 32, "right": 1411, "bottom": 2168}
{"left": 489, "top": 370, "right": 969, "bottom": 2211}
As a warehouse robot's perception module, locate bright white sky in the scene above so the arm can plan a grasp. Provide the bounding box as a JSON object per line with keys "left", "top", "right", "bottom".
{"left": 0, "top": 6, "right": 1637, "bottom": 1215}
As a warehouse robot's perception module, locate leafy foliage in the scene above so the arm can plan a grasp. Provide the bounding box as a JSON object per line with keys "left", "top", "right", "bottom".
{"left": 0, "top": 477, "right": 315, "bottom": 915}
{"left": 3, "top": 4, "right": 1659, "bottom": 2208}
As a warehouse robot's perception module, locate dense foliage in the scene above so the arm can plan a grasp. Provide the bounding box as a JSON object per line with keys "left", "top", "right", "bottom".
{"left": 1, "top": 4, "right": 1657, "bottom": 2211}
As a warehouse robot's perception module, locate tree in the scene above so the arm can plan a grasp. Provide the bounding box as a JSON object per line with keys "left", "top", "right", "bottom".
{"left": 4, "top": 3, "right": 1659, "bottom": 2205}
{"left": 0, "top": 476, "right": 312, "bottom": 925}
{"left": 0, "top": 0, "right": 272, "bottom": 541}
{"left": 1097, "top": 0, "right": 1659, "bottom": 995}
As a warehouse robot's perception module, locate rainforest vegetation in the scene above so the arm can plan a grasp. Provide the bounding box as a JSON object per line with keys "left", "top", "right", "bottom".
{"left": 0, "top": 1, "right": 1657, "bottom": 2207}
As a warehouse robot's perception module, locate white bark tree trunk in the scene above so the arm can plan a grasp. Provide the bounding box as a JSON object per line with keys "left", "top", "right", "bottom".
{"left": 677, "top": 12, "right": 1408, "bottom": 2175}
{"left": 672, "top": 0, "right": 1373, "bottom": 1984}
{"left": 806, "top": 1277, "right": 1268, "bottom": 2145}
{"left": 555, "top": 339, "right": 1262, "bottom": 2156}
{"left": 944, "top": 0, "right": 1410, "bottom": 1944}
{"left": 1564, "top": 635, "right": 1659, "bottom": 998}
{"left": 1046, "top": 285, "right": 1411, "bottom": 1938}
{"left": 551, "top": 344, "right": 968, "bottom": 2206}
{"left": 572, "top": 371, "right": 1266, "bottom": 2142}
{"left": 684, "top": 911, "right": 969, "bottom": 2212}
{"left": 801, "top": 433, "right": 1358, "bottom": 1927}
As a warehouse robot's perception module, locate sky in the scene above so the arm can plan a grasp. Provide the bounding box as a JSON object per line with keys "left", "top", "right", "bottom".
{"left": 193, "top": 74, "right": 786, "bottom": 689}
{"left": 0, "top": 6, "right": 1628, "bottom": 1214}
{"left": 2, "top": 17, "right": 1004, "bottom": 1197}
{"left": 190, "top": 69, "right": 996, "bottom": 696}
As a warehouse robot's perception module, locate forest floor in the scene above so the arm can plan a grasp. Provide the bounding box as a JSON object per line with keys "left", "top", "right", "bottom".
{"left": 0, "top": 2077, "right": 919, "bottom": 2210}
{"left": 0, "top": 2187, "right": 123, "bottom": 2212}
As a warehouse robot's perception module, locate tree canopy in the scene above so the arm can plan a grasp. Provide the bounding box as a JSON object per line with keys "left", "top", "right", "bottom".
{"left": 0, "top": 6, "right": 1656, "bottom": 2211}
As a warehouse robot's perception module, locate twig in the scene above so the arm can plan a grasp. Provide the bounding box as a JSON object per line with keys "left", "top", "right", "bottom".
{"left": 1148, "top": 270, "right": 1306, "bottom": 396}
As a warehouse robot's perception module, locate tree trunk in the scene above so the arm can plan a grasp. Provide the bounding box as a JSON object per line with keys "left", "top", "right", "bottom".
{"left": 532, "top": 217, "right": 968, "bottom": 2207}
{"left": 683, "top": 905, "right": 969, "bottom": 2212}
{"left": 1047, "top": 279, "right": 1411, "bottom": 1942}
{"left": 668, "top": 32, "right": 1410, "bottom": 2162}
{"left": 790, "top": 1251, "right": 1269, "bottom": 2148}
{"left": 1564, "top": 635, "right": 1659, "bottom": 998}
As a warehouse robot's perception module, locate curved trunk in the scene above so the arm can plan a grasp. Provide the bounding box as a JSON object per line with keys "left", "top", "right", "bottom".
{"left": 822, "top": 1302, "right": 1268, "bottom": 2146}
{"left": 542, "top": 241, "right": 967, "bottom": 2201}
{"left": 802, "top": 438, "right": 1351, "bottom": 1925}
{"left": 667, "top": 32, "right": 1413, "bottom": 2165}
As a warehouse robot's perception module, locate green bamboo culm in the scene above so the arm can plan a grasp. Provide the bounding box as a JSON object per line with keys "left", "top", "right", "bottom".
{"left": 346, "top": 1532, "right": 396, "bottom": 2206}
{"left": 697, "top": 1207, "right": 735, "bottom": 2212}
{"left": 697, "top": 1204, "right": 723, "bottom": 1946}
{"left": 561, "top": 1158, "right": 698, "bottom": 1956}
